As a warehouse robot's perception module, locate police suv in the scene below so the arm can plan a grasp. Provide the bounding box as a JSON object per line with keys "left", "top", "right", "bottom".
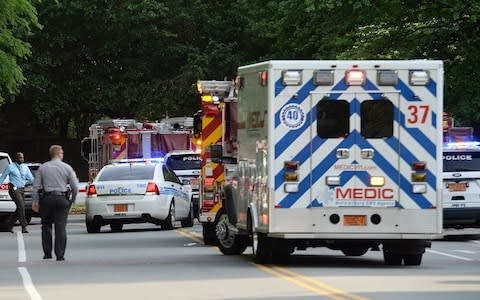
{"left": 443, "top": 141, "right": 480, "bottom": 228}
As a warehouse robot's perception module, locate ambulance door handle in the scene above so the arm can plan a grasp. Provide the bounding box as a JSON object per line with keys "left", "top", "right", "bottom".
{"left": 360, "top": 148, "right": 375, "bottom": 159}
{"left": 336, "top": 148, "right": 349, "bottom": 159}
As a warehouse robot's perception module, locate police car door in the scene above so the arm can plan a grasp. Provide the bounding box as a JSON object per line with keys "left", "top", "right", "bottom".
{"left": 311, "top": 91, "right": 400, "bottom": 224}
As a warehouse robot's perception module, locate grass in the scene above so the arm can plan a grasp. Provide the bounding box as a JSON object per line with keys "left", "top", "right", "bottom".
{"left": 70, "top": 204, "right": 86, "bottom": 215}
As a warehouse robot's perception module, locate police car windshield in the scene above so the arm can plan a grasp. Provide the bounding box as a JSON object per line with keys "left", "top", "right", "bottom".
{"left": 98, "top": 164, "right": 156, "bottom": 181}
{"left": 443, "top": 150, "right": 480, "bottom": 172}
{"left": 166, "top": 154, "right": 201, "bottom": 170}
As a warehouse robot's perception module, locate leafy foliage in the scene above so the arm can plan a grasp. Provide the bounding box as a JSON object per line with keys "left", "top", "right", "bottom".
{"left": 0, "top": 0, "right": 41, "bottom": 104}
{"left": 1, "top": 0, "right": 480, "bottom": 139}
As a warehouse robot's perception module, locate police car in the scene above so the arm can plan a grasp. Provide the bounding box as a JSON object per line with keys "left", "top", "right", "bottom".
{"left": 443, "top": 141, "right": 480, "bottom": 228}
{"left": 85, "top": 159, "right": 194, "bottom": 233}
{"left": 0, "top": 152, "right": 16, "bottom": 230}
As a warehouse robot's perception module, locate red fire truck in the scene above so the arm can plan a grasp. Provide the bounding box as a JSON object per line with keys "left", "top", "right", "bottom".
{"left": 81, "top": 118, "right": 194, "bottom": 182}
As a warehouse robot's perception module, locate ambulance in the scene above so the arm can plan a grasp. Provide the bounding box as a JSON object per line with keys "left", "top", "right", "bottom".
{"left": 213, "top": 60, "right": 444, "bottom": 266}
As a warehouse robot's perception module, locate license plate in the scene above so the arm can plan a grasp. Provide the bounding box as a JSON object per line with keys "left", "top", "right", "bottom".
{"left": 113, "top": 204, "right": 128, "bottom": 212}
{"left": 344, "top": 215, "right": 367, "bottom": 226}
{"left": 448, "top": 182, "right": 467, "bottom": 192}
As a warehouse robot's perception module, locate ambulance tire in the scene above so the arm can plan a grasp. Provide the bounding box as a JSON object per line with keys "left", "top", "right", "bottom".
{"left": 216, "top": 209, "right": 248, "bottom": 255}
{"left": 383, "top": 250, "right": 403, "bottom": 265}
{"left": 270, "top": 239, "right": 294, "bottom": 263}
{"left": 403, "top": 254, "right": 423, "bottom": 266}
{"left": 202, "top": 223, "right": 217, "bottom": 245}
{"left": 341, "top": 247, "right": 369, "bottom": 257}
{"left": 252, "top": 232, "right": 271, "bottom": 264}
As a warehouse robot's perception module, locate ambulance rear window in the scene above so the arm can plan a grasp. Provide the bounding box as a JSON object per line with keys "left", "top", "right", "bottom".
{"left": 316, "top": 99, "right": 349, "bottom": 138}
{"left": 361, "top": 99, "right": 393, "bottom": 138}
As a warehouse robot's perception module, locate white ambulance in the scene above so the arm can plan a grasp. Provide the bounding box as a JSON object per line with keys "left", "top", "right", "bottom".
{"left": 214, "top": 60, "right": 444, "bottom": 266}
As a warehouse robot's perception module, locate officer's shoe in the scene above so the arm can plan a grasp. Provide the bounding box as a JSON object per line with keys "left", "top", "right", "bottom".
{"left": 56, "top": 257, "right": 65, "bottom": 261}
{"left": 22, "top": 227, "right": 29, "bottom": 233}
{"left": 43, "top": 255, "right": 52, "bottom": 259}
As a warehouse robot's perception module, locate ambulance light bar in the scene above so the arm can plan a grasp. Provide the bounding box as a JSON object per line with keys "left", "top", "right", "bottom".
{"left": 313, "top": 70, "right": 334, "bottom": 86}
{"left": 282, "top": 70, "right": 302, "bottom": 86}
{"left": 377, "top": 70, "right": 398, "bottom": 86}
{"left": 345, "top": 69, "right": 366, "bottom": 85}
{"left": 326, "top": 176, "right": 340, "bottom": 186}
{"left": 284, "top": 183, "right": 299, "bottom": 193}
{"left": 409, "top": 70, "right": 430, "bottom": 85}
{"left": 412, "top": 183, "right": 427, "bottom": 194}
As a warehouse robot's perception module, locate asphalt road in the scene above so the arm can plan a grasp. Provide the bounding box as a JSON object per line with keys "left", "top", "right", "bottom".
{"left": 1, "top": 215, "right": 480, "bottom": 300}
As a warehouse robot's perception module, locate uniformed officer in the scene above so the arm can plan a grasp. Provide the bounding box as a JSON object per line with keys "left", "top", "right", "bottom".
{"left": 33, "top": 145, "right": 78, "bottom": 261}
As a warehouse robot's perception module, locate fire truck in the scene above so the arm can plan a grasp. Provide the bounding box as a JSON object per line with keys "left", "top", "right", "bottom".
{"left": 204, "top": 60, "right": 444, "bottom": 265}
{"left": 81, "top": 118, "right": 194, "bottom": 182}
{"left": 194, "top": 80, "right": 238, "bottom": 244}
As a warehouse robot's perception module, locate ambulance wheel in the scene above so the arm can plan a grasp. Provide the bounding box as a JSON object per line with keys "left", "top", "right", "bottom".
{"left": 162, "top": 201, "right": 176, "bottom": 230}
{"left": 202, "top": 223, "right": 217, "bottom": 245}
{"left": 110, "top": 223, "right": 123, "bottom": 232}
{"left": 86, "top": 218, "right": 101, "bottom": 233}
{"left": 216, "top": 209, "right": 248, "bottom": 255}
{"left": 341, "top": 247, "right": 369, "bottom": 257}
{"left": 383, "top": 250, "right": 403, "bottom": 265}
{"left": 181, "top": 202, "right": 194, "bottom": 228}
{"left": 252, "top": 232, "right": 271, "bottom": 264}
{"left": 270, "top": 239, "right": 294, "bottom": 263}
{"left": 403, "top": 254, "right": 423, "bottom": 266}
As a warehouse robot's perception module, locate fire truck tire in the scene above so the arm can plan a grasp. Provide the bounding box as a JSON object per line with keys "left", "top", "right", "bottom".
{"left": 86, "top": 218, "right": 101, "bottom": 233}
{"left": 216, "top": 209, "right": 248, "bottom": 255}
{"left": 110, "top": 223, "right": 123, "bottom": 232}
{"left": 181, "top": 202, "right": 194, "bottom": 228}
{"left": 383, "top": 250, "right": 403, "bottom": 265}
{"left": 341, "top": 247, "right": 369, "bottom": 256}
{"left": 252, "top": 232, "right": 272, "bottom": 264}
{"left": 403, "top": 254, "right": 423, "bottom": 266}
{"left": 202, "top": 223, "right": 217, "bottom": 245}
{"left": 162, "top": 201, "right": 176, "bottom": 230}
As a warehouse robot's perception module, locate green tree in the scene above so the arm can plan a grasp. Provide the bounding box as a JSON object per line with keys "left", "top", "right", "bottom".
{"left": 0, "top": 0, "right": 41, "bottom": 104}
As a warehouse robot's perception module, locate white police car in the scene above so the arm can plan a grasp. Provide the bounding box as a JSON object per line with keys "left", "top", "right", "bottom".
{"left": 85, "top": 160, "right": 194, "bottom": 233}
{"left": 0, "top": 152, "right": 16, "bottom": 230}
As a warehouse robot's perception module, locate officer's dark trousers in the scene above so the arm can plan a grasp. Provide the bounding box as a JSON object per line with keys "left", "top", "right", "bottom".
{"left": 40, "top": 195, "right": 71, "bottom": 259}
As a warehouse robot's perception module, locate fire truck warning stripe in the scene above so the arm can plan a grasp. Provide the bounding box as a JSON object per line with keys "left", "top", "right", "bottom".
{"left": 255, "top": 264, "right": 367, "bottom": 300}
{"left": 202, "top": 116, "right": 222, "bottom": 139}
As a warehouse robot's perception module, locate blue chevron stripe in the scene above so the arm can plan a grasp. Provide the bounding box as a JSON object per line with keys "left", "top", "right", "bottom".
{"left": 277, "top": 131, "right": 433, "bottom": 209}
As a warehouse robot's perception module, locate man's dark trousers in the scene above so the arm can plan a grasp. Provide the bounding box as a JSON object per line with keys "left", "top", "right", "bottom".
{"left": 8, "top": 187, "right": 27, "bottom": 228}
{"left": 40, "top": 194, "right": 71, "bottom": 259}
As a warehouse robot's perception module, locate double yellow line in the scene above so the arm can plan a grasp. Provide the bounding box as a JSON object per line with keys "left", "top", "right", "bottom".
{"left": 255, "top": 264, "right": 367, "bottom": 300}
{"left": 176, "top": 228, "right": 367, "bottom": 300}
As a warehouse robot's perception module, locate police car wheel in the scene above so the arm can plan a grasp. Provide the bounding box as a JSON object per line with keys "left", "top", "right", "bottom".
{"left": 181, "top": 202, "right": 194, "bottom": 228}
{"left": 162, "top": 201, "right": 176, "bottom": 230}
{"left": 110, "top": 223, "right": 123, "bottom": 232}
{"left": 86, "top": 218, "right": 101, "bottom": 233}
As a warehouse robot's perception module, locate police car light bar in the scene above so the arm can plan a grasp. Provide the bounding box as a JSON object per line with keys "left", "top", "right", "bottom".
{"left": 110, "top": 158, "right": 164, "bottom": 164}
